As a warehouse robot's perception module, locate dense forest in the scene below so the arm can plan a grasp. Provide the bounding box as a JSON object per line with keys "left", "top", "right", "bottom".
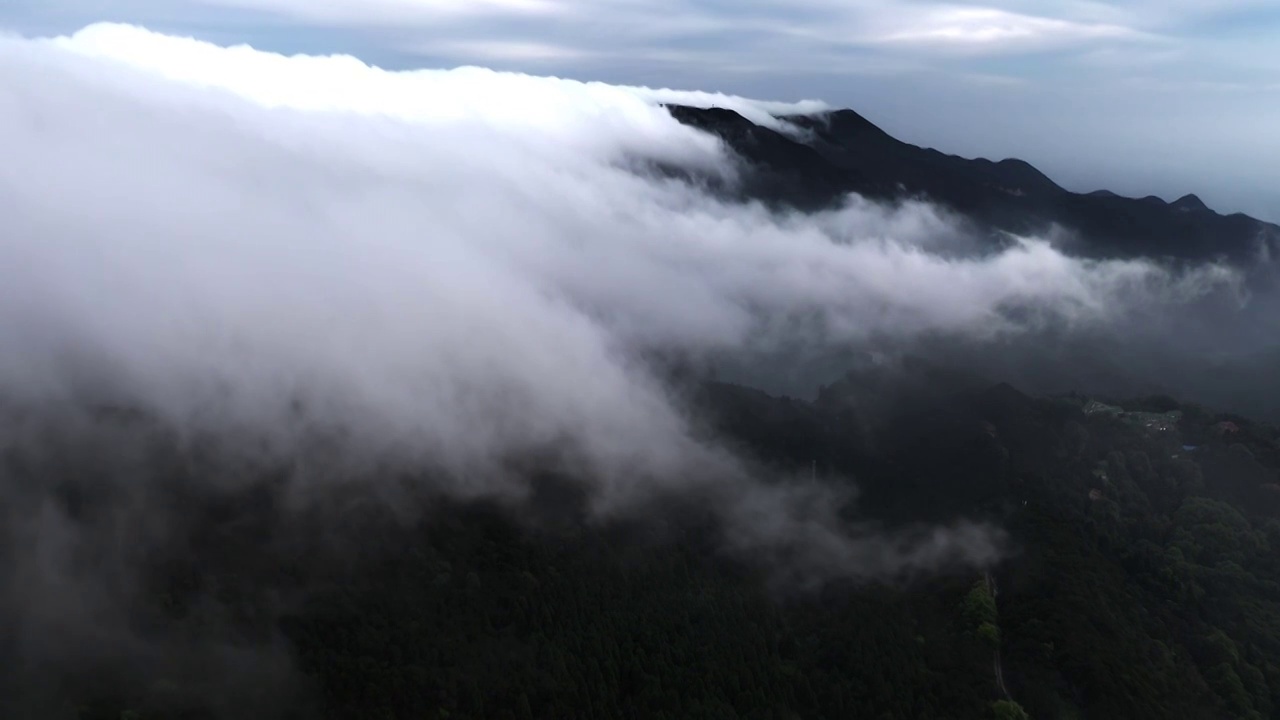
{"left": 5, "top": 361, "right": 1280, "bottom": 720}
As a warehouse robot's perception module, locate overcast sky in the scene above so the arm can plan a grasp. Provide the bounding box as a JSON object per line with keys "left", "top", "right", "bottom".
{"left": 4, "top": 0, "right": 1277, "bottom": 221}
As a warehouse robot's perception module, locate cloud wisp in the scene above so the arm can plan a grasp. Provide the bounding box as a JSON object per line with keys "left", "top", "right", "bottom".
{"left": 864, "top": 6, "right": 1147, "bottom": 54}
{"left": 0, "top": 23, "right": 1239, "bottom": 585}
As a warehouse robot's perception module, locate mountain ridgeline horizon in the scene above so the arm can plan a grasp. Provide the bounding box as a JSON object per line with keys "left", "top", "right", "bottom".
{"left": 664, "top": 103, "right": 1280, "bottom": 265}
{"left": 658, "top": 102, "right": 1280, "bottom": 425}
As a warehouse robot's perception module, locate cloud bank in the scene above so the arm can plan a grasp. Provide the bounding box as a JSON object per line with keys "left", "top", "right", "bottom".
{"left": 0, "top": 23, "right": 1239, "bottom": 586}
{"left": 6, "top": 2, "right": 1279, "bottom": 227}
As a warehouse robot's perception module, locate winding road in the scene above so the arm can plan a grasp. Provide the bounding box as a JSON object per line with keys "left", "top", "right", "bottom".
{"left": 985, "top": 570, "right": 1012, "bottom": 700}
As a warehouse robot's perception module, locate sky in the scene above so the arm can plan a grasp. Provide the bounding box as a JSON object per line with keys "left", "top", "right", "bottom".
{"left": 2, "top": 0, "right": 1277, "bottom": 221}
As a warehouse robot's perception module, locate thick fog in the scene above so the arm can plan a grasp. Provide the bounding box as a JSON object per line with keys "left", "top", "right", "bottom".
{"left": 0, "top": 21, "right": 1244, "bottom": 564}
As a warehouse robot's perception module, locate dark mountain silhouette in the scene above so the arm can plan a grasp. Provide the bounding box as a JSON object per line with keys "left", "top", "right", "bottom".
{"left": 666, "top": 105, "right": 1280, "bottom": 264}
{"left": 1173, "top": 193, "right": 1210, "bottom": 212}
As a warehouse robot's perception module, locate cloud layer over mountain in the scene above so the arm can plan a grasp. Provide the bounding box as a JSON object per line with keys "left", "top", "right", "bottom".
{"left": 0, "top": 23, "right": 1241, "bottom": 583}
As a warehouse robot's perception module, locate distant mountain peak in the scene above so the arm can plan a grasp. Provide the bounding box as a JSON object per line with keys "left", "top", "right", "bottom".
{"left": 664, "top": 103, "right": 1279, "bottom": 263}
{"left": 817, "top": 108, "right": 891, "bottom": 140}
{"left": 1173, "top": 193, "right": 1209, "bottom": 212}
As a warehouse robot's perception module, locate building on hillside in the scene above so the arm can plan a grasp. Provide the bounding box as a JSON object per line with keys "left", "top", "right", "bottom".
{"left": 1123, "top": 410, "right": 1181, "bottom": 434}
{"left": 1215, "top": 421, "right": 1241, "bottom": 435}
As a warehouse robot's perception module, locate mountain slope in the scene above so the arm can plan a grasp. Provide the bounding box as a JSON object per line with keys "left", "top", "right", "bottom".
{"left": 667, "top": 105, "right": 1280, "bottom": 264}
{"left": 13, "top": 373, "right": 1280, "bottom": 719}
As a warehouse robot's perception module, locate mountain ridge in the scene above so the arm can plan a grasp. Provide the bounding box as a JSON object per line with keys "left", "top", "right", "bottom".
{"left": 666, "top": 104, "right": 1280, "bottom": 264}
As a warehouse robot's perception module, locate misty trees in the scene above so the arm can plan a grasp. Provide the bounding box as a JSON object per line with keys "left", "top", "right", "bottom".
{"left": 1171, "top": 497, "right": 1264, "bottom": 566}
{"left": 271, "top": 503, "right": 994, "bottom": 720}
{"left": 33, "top": 381, "right": 1280, "bottom": 720}
{"left": 991, "top": 700, "right": 1029, "bottom": 720}
{"left": 961, "top": 580, "right": 1000, "bottom": 651}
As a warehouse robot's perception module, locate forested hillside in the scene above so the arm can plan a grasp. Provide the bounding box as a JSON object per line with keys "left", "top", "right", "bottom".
{"left": 8, "top": 364, "right": 1280, "bottom": 720}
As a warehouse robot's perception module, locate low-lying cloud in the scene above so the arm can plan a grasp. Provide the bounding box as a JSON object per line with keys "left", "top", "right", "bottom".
{"left": 0, "top": 23, "right": 1239, "bottom": 584}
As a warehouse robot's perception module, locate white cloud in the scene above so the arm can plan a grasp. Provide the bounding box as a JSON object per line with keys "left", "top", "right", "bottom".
{"left": 23, "top": 1, "right": 1256, "bottom": 227}
{"left": 57, "top": 23, "right": 828, "bottom": 130}
{"left": 0, "top": 24, "right": 1235, "bottom": 580}
{"left": 199, "top": 0, "right": 565, "bottom": 24}
{"left": 1073, "top": 45, "right": 1182, "bottom": 67}
{"left": 419, "top": 39, "right": 591, "bottom": 62}
{"left": 866, "top": 6, "right": 1146, "bottom": 53}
